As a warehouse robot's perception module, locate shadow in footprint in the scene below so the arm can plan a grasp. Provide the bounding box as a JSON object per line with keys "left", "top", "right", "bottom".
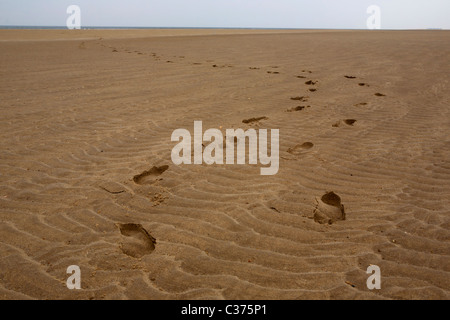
{"left": 133, "top": 165, "right": 169, "bottom": 185}
{"left": 344, "top": 119, "right": 357, "bottom": 126}
{"left": 118, "top": 223, "right": 156, "bottom": 258}
{"left": 344, "top": 75, "right": 356, "bottom": 79}
{"left": 313, "top": 191, "right": 346, "bottom": 224}
{"left": 375, "top": 93, "right": 386, "bottom": 97}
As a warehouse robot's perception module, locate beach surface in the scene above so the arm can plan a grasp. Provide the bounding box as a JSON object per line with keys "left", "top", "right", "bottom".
{"left": 0, "top": 29, "right": 449, "bottom": 299}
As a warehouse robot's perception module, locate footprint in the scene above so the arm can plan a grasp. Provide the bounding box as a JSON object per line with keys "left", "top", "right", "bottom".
{"left": 242, "top": 117, "right": 268, "bottom": 124}
{"left": 375, "top": 92, "right": 386, "bottom": 96}
{"left": 290, "top": 96, "right": 309, "bottom": 102}
{"left": 118, "top": 223, "right": 156, "bottom": 258}
{"left": 287, "top": 142, "right": 314, "bottom": 155}
{"left": 333, "top": 119, "right": 357, "bottom": 127}
{"left": 358, "top": 83, "right": 369, "bottom": 87}
{"left": 309, "top": 89, "right": 317, "bottom": 92}
{"left": 305, "top": 80, "right": 318, "bottom": 85}
{"left": 354, "top": 102, "right": 367, "bottom": 107}
{"left": 267, "top": 71, "right": 280, "bottom": 74}
{"left": 344, "top": 75, "right": 356, "bottom": 79}
{"left": 296, "top": 75, "right": 306, "bottom": 79}
{"left": 286, "top": 105, "right": 310, "bottom": 112}
{"left": 249, "top": 67, "right": 260, "bottom": 70}
{"left": 313, "top": 192, "right": 346, "bottom": 224}
{"left": 99, "top": 181, "right": 125, "bottom": 194}
{"left": 133, "top": 165, "right": 169, "bottom": 185}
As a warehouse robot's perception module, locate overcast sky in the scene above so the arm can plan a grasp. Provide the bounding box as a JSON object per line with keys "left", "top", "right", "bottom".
{"left": 0, "top": 0, "right": 449, "bottom": 29}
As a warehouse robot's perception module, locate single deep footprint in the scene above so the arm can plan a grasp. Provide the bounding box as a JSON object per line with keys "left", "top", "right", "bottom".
{"left": 133, "top": 165, "right": 169, "bottom": 185}
{"left": 287, "top": 142, "right": 314, "bottom": 155}
{"left": 313, "top": 191, "right": 346, "bottom": 224}
{"left": 344, "top": 75, "right": 357, "bottom": 79}
{"left": 118, "top": 223, "right": 156, "bottom": 258}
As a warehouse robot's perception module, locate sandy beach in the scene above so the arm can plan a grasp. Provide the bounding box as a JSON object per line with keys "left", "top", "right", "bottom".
{"left": 0, "top": 29, "right": 449, "bottom": 300}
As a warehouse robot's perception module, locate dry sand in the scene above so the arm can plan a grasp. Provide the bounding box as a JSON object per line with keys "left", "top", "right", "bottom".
{"left": 0, "top": 29, "right": 449, "bottom": 300}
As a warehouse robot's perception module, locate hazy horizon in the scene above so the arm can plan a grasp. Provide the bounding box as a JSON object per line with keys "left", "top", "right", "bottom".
{"left": 1, "top": 0, "right": 449, "bottom": 30}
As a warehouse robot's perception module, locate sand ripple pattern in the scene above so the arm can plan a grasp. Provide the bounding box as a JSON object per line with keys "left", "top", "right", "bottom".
{"left": 0, "top": 30, "right": 449, "bottom": 299}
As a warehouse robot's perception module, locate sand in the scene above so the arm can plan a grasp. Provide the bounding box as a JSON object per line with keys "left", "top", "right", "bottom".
{"left": 0, "top": 29, "right": 449, "bottom": 300}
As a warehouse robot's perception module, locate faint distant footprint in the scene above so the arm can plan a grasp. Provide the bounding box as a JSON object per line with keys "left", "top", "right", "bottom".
{"left": 290, "top": 96, "right": 309, "bottom": 102}
{"left": 333, "top": 119, "right": 357, "bottom": 127}
{"left": 133, "top": 165, "right": 169, "bottom": 185}
{"left": 287, "top": 142, "right": 314, "bottom": 155}
{"left": 118, "top": 223, "right": 156, "bottom": 258}
{"left": 242, "top": 117, "right": 268, "bottom": 124}
{"left": 286, "top": 105, "right": 310, "bottom": 112}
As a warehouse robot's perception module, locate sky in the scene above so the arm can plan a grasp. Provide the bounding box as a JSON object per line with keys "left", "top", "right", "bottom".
{"left": 0, "top": 0, "right": 449, "bottom": 29}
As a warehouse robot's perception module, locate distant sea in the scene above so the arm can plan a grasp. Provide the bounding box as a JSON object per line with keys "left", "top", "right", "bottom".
{"left": 0, "top": 26, "right": 302, "bottom": 30}
{"left": 0, "top": 26, "right": 444, "bottom": 30}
